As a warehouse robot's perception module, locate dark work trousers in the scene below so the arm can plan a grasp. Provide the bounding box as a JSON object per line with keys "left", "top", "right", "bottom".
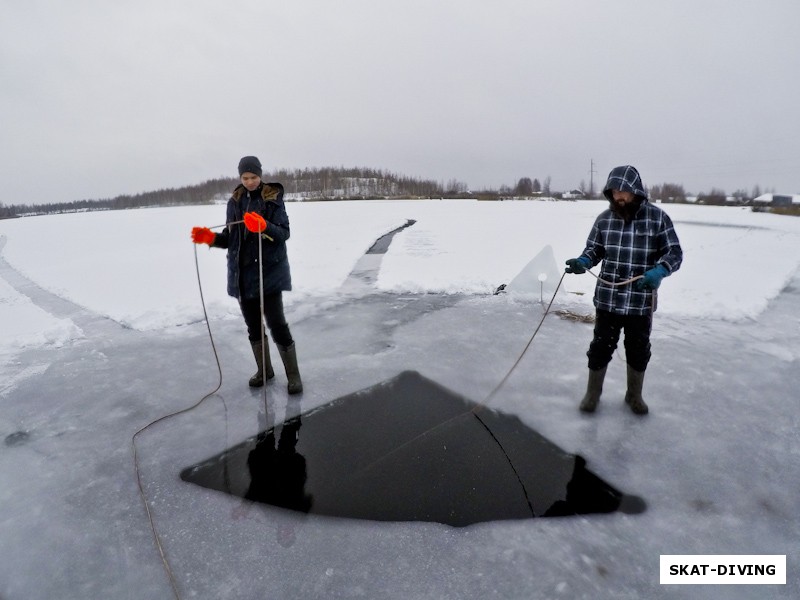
{"left": 587, "top": 309, "right": 652, "bottom": 372}
{"left": 240, "top": 293, "right": 294, "bottom": 348}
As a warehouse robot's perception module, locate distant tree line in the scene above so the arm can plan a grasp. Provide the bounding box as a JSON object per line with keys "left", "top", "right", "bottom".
{"left": 0, "top": 167, "right": 453, "bottom": 219}
{"left": 509, "top": 177, "right": 549, "bottom": 196}
{"left": 271, "top": 166, "right": 446, "bottom": 199}
{"left": 649, "top": 183, "right": 690, "bottom": 203}
{"left": 649, "top": 183, "right": 772, "bottom": 205}
{"left": 0, "top": 177, "right": 238, "bottom": 219}
{"left": 0, "top": 167, "right": 789, "bottom": 219}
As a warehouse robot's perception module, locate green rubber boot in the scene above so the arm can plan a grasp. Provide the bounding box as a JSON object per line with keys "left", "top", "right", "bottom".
{"left": 249, "top": 339, "right": 275, "bottom": 387}
{"left": 624, "top": 365, "right": 649, "bottom": 415}
{"left": 579, "top": 366, "right": 607, "bottom": 413}
{"left": 278, "top": 342, "right": 304, "bottom": 395}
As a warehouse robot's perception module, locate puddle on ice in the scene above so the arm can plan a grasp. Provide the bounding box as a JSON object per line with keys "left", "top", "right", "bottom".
{"left": 4, "top": 430, "right": 31, "bottom": 447}
{"left": 181, "top": 371, "right": 645, "bottom": 526}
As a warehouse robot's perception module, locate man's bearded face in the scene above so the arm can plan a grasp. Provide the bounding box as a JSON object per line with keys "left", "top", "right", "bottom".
{"left": 609, "top": 190, "right": 641, "bottom": 221}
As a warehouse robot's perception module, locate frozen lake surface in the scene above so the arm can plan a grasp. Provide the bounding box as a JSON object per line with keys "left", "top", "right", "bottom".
{"left": 1, "top": 200, "right": 798, "bottom": 599}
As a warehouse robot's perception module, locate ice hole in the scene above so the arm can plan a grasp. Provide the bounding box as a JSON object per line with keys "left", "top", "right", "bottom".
{"left": 181, "top": 371, "right": 645, "bottom": 526}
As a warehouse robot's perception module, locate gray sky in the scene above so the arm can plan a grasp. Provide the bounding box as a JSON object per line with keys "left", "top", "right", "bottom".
{"left": 2, "top": 0, "right": 799, "bottom": 205}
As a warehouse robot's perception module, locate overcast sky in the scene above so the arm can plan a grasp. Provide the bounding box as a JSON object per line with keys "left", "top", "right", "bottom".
{"left": 2, "top": 0, "right": 799, "bottom": 205}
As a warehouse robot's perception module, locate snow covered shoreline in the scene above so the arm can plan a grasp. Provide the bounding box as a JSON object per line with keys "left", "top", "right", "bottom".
{"left": 2, "top": 200, "right": 798, "bottom": 360}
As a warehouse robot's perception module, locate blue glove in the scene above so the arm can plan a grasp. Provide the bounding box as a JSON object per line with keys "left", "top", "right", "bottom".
{"left": 634, "top": 264, "right": 669, "bottom": 291}
{"left": 565, "top": 257, "right": 591, "bottom": 274}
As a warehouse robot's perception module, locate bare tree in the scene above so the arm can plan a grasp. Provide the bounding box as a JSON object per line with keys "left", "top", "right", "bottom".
{"left": 445, "top": 179, "right": 468, "bottom": 195}
{"left": 649, "top": 183, "right": 687, "bottom": 203}
{"left": 514, "top": 177, "right": 534, "bottom": 196}
{"left": 697, "top": 188, "right": 727, "bottom": 205}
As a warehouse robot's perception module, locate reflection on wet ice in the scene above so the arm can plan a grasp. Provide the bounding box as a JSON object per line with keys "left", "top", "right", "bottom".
{"left": 181, "top": 371, "right": 645, "bottom": 527}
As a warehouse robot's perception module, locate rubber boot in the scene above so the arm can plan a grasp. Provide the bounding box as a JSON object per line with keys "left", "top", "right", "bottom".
{"left": 249, "top": 339, "right": 275, "bottom": 387}
{"left": 579, "top": 366, "right": 607, "bottom": 413}
{"left": 278, "top": 342, "right": 303, "bottom": 395}
{"left": 624, "top": 365, "right": 649, "bottom": 415}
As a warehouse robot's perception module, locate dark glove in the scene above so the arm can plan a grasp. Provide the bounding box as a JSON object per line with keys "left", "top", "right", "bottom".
{"left": 634, "top": 264, "right": 669, "bottom": 291}
{"left": 244, "top": 211, "right": 267, "bottom": 233}
{"left": 191, "top": 227, "right": 215, "bottom": 245}
{"left": 565, "top": 257, "right": 591, "bottom": 274}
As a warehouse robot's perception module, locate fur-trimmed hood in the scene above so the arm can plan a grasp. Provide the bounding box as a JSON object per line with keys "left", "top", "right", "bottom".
{"left": 231, "top": 182, "right": 284, "bottom": 203}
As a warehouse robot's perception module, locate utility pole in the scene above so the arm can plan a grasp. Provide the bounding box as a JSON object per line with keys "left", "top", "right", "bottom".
{"left": 588, "top": 159, "right": 596, "bottom": 198}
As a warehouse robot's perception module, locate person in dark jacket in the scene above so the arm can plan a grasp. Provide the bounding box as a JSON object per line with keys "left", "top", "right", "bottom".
{"left": 191, "top": 156, "right": 302, "bottom": 394}
{"left": 565, "top": 165, "right": 682, "bottom": 415}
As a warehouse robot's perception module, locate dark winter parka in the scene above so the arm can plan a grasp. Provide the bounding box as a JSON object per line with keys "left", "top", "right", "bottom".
{"left": 579, "top": 165, "right": 683, "bottom": 315}
{"left": 212, "top": 182, "right": 292, "bottom": 300}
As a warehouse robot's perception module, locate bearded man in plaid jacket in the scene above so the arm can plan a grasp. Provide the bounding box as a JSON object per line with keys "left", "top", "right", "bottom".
{"left": 565, "top": 165, "right": 683, "bottom": 415}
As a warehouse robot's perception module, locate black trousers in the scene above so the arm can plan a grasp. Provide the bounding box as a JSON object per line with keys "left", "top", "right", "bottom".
{"left": 239, "top": 293, "right": 294, "bottom": 348}
{"left": 587, "top": 309, "right": 652, "bottom": 372}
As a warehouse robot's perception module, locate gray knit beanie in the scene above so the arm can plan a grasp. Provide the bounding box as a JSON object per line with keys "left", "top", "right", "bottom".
{"left": 237, "top": 156, "right": 262, "bottom": 177}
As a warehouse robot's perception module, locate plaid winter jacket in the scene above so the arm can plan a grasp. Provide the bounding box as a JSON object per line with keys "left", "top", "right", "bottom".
{"left": 580, "top": 166, "right": 683, "bottom": 315}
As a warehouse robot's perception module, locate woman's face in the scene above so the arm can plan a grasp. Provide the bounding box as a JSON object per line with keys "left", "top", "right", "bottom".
{"left": 241, "top": 173, "right": 261, "bottom": 192}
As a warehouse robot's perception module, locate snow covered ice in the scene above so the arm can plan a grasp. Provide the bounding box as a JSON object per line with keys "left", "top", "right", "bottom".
{"left": 1, "top": 200, "right": 798, "bottom": 599}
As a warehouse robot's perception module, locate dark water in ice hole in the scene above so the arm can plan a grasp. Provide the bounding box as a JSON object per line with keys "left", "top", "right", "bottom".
{"left": 181, "top": 371, "right": 646, "bottom": 527}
